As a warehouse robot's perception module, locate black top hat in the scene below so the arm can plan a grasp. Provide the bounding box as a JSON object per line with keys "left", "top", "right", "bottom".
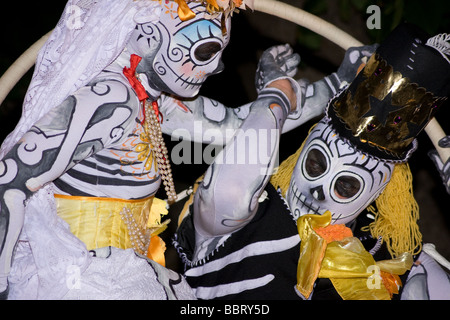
{"left": 327, "top": 23, "right": 450, "bottom": 162}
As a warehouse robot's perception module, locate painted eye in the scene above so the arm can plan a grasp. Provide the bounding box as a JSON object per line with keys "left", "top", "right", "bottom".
{"left": 194, "top": 41, "right": 222, "bottom": 62}
{"left": 334, "top": 175, "right": 361, "bottom": 199}
{"left": 305, "top": 149, "right": 327, "bottom": 177}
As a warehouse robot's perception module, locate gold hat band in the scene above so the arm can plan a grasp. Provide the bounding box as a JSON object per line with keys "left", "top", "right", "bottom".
{"left": 331, "top": 53, "right": 447, "bottom": 158}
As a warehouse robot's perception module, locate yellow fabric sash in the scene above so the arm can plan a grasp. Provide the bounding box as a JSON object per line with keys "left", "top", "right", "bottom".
{"left": 296, "top": 212, "right": 413, "bottom": 300}
{"left": 55, "top": 194, "right": 169, "bottom": 266}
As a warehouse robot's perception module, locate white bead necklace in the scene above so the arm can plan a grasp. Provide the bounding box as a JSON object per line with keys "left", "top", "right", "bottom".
{"left": 120, "top": 207, "right": 149, "bottom": 255}
{"left": 144, "top": 100, "right": 177, "bottom": 203}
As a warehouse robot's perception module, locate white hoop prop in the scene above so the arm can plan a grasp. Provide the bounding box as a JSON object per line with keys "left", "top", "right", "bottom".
{"left": 254, "top": 0, "right": 364, "bottom": 49}
{"left": 0, "top": 31, "right": 52, "bottom": 106}
{"left": 0, "top": 0, "right": 448, "bottom": 162}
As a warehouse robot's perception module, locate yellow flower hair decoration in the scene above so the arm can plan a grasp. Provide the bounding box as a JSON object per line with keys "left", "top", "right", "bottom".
{"left": 154, "top": 0, "right": 253, "bottom": 21}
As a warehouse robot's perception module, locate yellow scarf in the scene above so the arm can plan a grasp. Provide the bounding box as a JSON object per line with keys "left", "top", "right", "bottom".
{"left": 296, "top": 211, "right": 413, "bottom": 300}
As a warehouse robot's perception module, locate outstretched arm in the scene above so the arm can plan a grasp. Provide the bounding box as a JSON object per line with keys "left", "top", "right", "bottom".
{"left": 159, "top": 44, "right": 300, "bottom": 146}
{"left": 160, "top": 45, "right": 376, "bottom": 143}
{"left": 159, "top": 94, "right": 247, "bottom": 146}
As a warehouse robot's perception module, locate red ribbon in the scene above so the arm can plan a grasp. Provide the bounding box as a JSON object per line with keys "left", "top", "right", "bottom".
{"left": 123, "top": 54, "right": 163, "bottom": 124}
{"left": 123, "top": 54, "right": 149, "bottom": 102}
{"left": 152, "top": 101, "right": 163, "bottom": 123}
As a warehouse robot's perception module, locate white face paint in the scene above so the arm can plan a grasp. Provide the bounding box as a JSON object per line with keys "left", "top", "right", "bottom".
{"left": 287, "top": 119, "right": 394, "bottom": 225}
{"left": 129, "top": 2, "right": 231, "bottom": 98}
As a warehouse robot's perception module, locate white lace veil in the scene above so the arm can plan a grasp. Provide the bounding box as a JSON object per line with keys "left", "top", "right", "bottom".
{"left": 0, "top": 0, "right": 161, "bottom": 158}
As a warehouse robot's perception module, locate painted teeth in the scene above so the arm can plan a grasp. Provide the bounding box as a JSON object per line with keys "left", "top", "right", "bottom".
{"left": 291, "top": 182, "right": 321, "bottom": 215}
{"left": 299, "top": 193, "right": 306, "bottom": 203}
{"left": 312, "top": 190, "right": 319, "bottom": 200}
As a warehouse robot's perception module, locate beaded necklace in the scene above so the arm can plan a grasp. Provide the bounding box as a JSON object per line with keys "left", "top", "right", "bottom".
{"left": 123, "top": 54, "right": 177, "bottom": 203}
{"left": 143, "top": 99, "right": 177, "bottom": 203}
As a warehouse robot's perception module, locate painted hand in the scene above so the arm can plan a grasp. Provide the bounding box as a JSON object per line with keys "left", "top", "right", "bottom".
{"left": 337, "top": 44, "right": 379, "bottom": 84}
{"left": 428, "top": 136, "right": 450, "bottom": 194}
{"left": 255, "top": 44, "right": 300, "bottom": 93}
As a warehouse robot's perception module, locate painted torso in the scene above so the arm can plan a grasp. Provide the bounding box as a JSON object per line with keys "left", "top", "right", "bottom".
{"left": 53, "top": 74, "right": 161, "bottom": 199}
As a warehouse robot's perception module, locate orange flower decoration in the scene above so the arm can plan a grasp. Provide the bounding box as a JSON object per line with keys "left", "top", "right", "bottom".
{"left": 314, "top": 224, "right": 353, "bottom": 244}
{"left": 233, "top": 0, "right": 243, "bottom": 7}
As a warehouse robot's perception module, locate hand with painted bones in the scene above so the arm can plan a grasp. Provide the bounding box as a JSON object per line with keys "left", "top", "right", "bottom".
{"left": 428, "top": 135, "right": 450, "bottom": 194}
{"left": 255, "top": 44, "right": 301, "bottom": 112}
{"left": 280, "top": 44, "right": 377, "bottom": 133}
{"left": 336, "top": 44, "right": 379, "bottom": 84}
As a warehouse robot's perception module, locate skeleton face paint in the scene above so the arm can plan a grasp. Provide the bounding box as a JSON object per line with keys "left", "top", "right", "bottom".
{"left": 129, "top": 2, "right": 231, "bottom": 98}
{"left": 287, "top": 119, "right": 394, "bottom": 225}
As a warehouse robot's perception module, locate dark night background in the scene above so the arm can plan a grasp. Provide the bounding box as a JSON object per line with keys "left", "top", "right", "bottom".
{"left": 0, "top": 0, "right": 449, "bottom": 273}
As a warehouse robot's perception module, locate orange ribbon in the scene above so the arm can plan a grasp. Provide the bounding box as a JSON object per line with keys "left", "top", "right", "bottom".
{"left": 174, "top": 0, "right": 197, "bottom": 21}
{"left": 147, "top": 235, "right": 167, "bottom": 267}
